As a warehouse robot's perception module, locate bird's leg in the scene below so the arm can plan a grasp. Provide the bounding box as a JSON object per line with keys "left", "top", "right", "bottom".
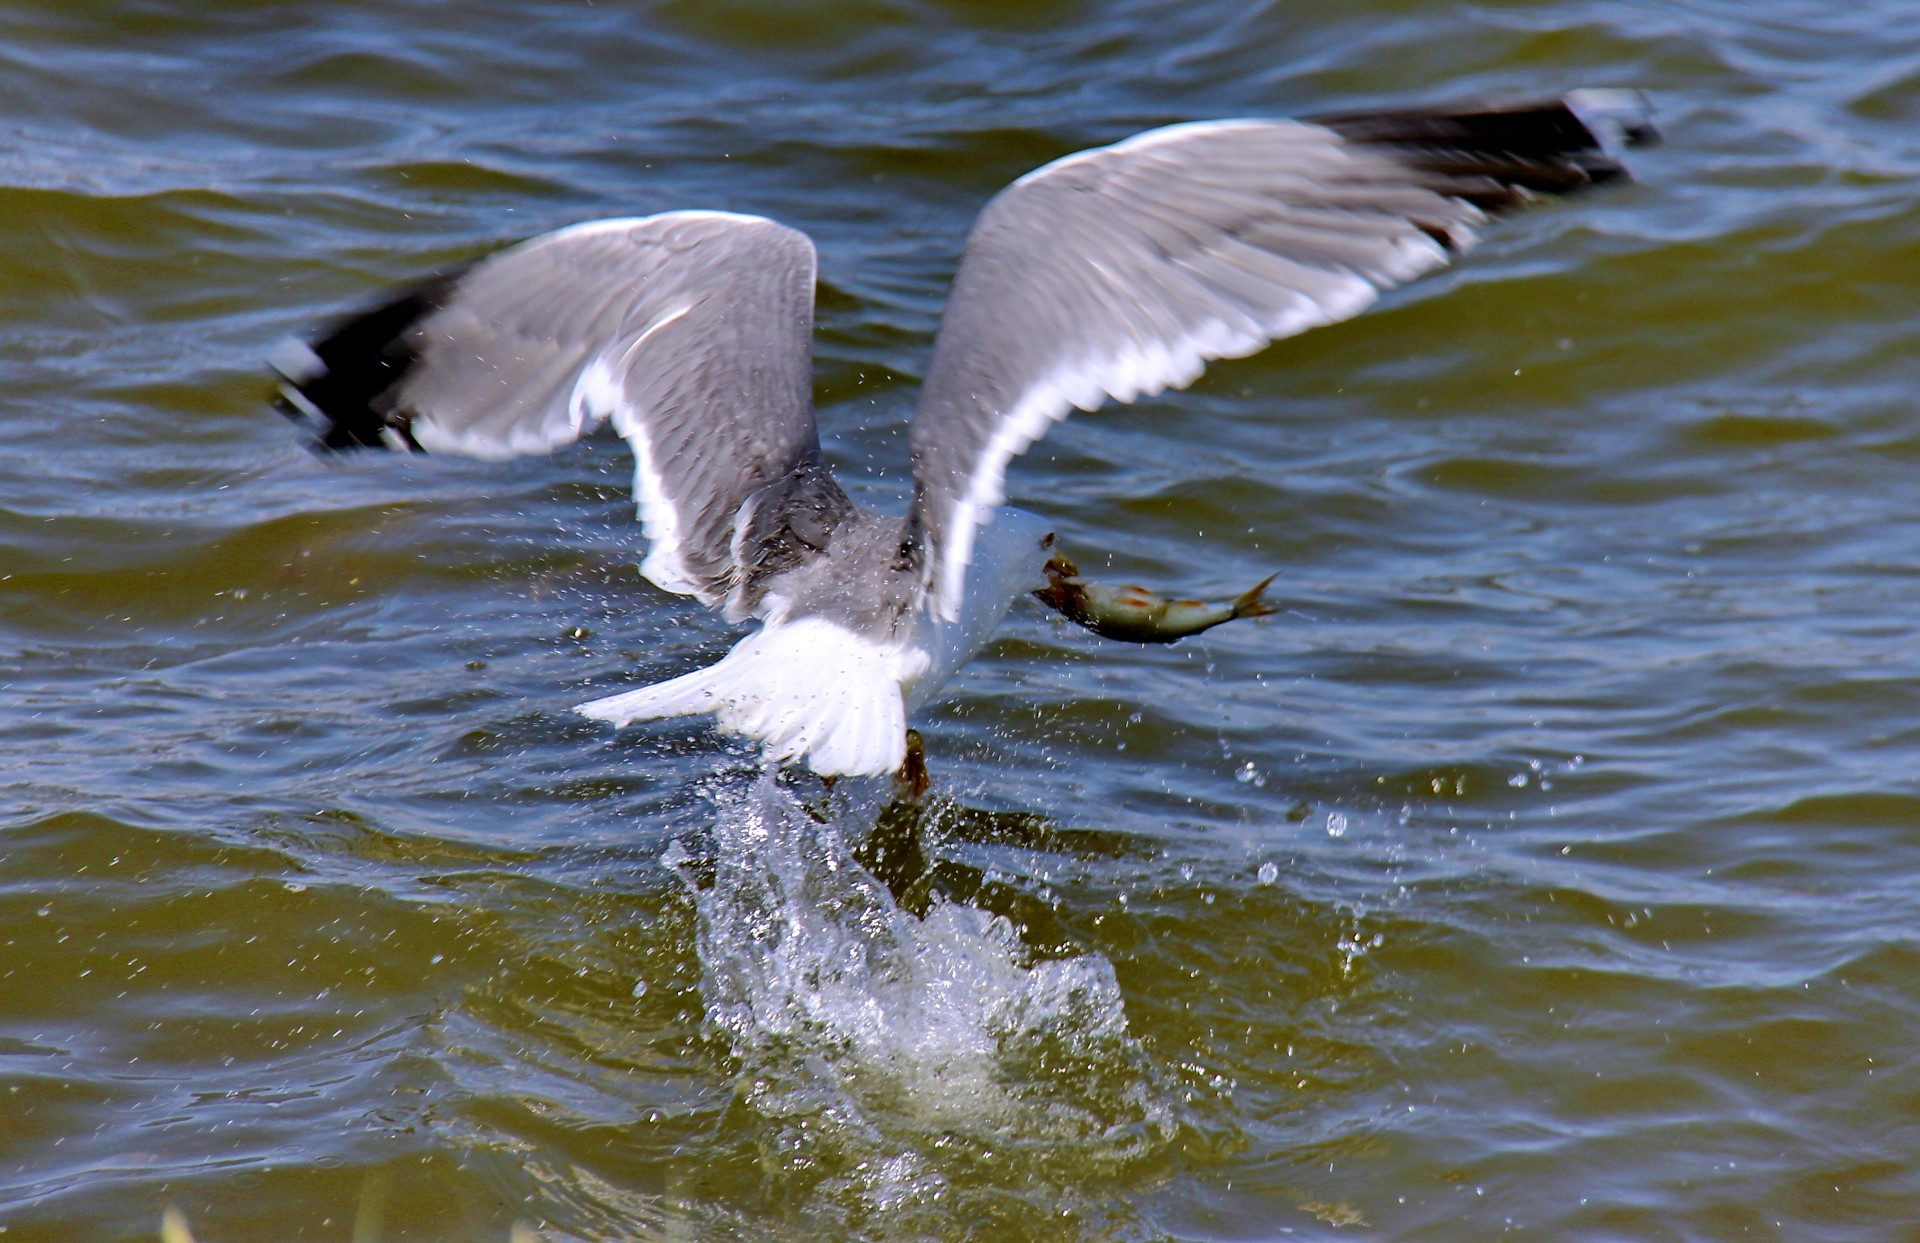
{"left": 892, "top": 728, "right": 931, "bottom": 802}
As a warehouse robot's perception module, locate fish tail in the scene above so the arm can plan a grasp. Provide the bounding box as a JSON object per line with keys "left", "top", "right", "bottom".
{"left": 1230, "top": 573, "right": 1280, "bottom": 620}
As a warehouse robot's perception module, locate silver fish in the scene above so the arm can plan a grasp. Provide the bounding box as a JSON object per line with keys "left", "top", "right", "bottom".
{"left": 1034, "top": 553, "right": 1277, "bottom": 644}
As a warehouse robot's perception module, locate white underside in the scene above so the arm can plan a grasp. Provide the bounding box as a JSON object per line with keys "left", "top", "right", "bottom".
{"left": 578, "top": 508, "right": 1057, "bottom": 778}
{"left": 578, "top": 616, "right": 931, "bottom": 777}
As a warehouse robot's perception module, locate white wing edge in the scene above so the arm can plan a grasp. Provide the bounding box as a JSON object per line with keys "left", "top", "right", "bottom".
{"left": 925, "top": 115, "right": 1507, "bottom": 620}
{"left": 410, "top": 298, "right": 707, "bottom": 596}
{"left": 597, "top": 303, "right": 701, "bottom": 598}
{"left": 928, "top": 237, "right": 1462, "bottom": 619}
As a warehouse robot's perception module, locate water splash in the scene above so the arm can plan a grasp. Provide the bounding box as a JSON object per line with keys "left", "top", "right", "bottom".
{"left": 675, "top": 769, "right": 1168, "bottom": 1223}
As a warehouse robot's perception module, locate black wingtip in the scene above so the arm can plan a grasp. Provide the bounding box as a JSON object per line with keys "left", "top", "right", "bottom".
{"left": 1313, "top": 90, "right": 1659, "bottom": 211}
{"left": 268, "top": 266, "right": 468, "bottom": 454}
{"left": 1563, "top": 88, "right": 1661, "bottom": 151}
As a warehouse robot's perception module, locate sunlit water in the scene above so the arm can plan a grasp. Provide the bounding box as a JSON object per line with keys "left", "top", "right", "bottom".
{"left": 4, "top": 0, "right": 1920, "bottom": 1239}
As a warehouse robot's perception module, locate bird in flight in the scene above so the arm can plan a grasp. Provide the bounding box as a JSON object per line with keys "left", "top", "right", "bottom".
{"left": 274, "top": 90, "right": 1656, "bottom": 780}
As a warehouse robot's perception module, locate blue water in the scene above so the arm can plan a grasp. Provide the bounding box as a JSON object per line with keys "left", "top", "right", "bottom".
{"left": 3, "top": 1, "right": 1920, "bottom": 1239}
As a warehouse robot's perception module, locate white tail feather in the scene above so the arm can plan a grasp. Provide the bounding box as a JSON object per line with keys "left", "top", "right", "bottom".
{"left": 577, "top": 617, "right": 929, "bottom": 777}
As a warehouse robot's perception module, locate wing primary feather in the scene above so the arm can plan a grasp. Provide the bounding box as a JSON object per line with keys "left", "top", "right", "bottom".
{"left": 908, "top": 93, "right": 1657, "bottom": 619}
{"left": 270, "top": 211, "right": 825, "bottom": 610}
{"left": 271, "top": 267, "right": 470, "bottom": 452}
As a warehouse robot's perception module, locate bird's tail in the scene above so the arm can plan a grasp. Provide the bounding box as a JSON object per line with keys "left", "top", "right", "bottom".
{"left": 576, "top": 617, "right": 927, "bottom": 777}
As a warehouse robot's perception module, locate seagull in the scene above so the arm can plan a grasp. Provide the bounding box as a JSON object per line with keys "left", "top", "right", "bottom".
{"left": 273, "top": 90, "right": 1656, "bottom": 779}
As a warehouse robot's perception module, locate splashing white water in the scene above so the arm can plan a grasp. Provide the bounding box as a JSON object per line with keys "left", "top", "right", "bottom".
{"left": 674, "top": 769, "right": 1165, "bottom": 1210}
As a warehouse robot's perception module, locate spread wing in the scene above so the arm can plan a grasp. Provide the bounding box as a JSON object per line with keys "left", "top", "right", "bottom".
{"left": 907, "top": 91, "right": 1656, "bottom": 620}
{"left": 273, "top": 210, "right": 823, "bottom": 609}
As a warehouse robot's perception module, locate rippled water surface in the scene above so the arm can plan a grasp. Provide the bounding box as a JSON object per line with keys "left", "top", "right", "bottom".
{"left": 5, "top": 1, "right": 1920, "bottom": 1239}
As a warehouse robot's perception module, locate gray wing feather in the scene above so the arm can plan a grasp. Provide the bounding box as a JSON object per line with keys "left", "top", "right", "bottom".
{"left": 907, "top": 100, "right": 1640, "bottom": 620}
{"left": 394, "top": 211, "right": 819, "bottom": 605}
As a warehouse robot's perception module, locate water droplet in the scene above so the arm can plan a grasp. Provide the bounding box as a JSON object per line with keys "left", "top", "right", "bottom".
{"left": 632, "top": 979, "right": 649, "bottom": 998}
{"left": 1256, "top": 861, "right": 1279, "bottom": 886}
{"left": 1235, "top": 762, "right": 1259, "bottom": 784}
{"left": 1326, "top": 813, "right": 1347, "bottom": 838}
{"left": 1508, "top": 773, "right": 1528, "bottom": 788}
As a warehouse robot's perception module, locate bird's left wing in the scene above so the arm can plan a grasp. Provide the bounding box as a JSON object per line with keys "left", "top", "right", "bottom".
{"left": 907, "top": 92, "right": 1655, "bottom": 620}
{"left": 274, "top": 211, "right": 823, "bottom": 609}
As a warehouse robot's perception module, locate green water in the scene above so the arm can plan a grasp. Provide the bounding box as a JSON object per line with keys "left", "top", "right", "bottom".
{"left": 4, "top": 1, "right": 1920, "bottom": 1239}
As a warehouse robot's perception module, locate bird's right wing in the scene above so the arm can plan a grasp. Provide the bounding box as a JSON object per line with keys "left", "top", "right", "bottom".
{"left": 274, "top": 211, "right": 824, "bottom": 610}
{"left": 906, "top": 92, "right": 1655, "bottom": 620}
